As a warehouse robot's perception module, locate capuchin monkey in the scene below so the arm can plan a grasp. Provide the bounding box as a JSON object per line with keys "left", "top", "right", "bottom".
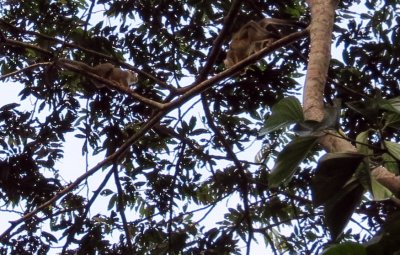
{"left": 224, "top": 18, "right": 304, "bottom": 69}
{"left": 60, "top": 59, "right": 138, "bottom": 88}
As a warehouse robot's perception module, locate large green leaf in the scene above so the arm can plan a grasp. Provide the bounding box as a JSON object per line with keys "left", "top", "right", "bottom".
{"left": 324, "top": 181, "right": 364, "bottom": 240}
{"left": 347, "top": 99, "right": 380, "bottom": 121}
{"left": 370, "top": 176, "right": 392, "bottom": 201}
{"left": 321, "top": 242, "right": 366, "bottom": 255}
{"left": 348, "top": 97, "right": 400, "bottom": 123}
{"left": 292, "top": 120, "right": 323, "bottom": 136}
{"left": 293, "top": 101, "right": 340, "bottom": 136}
{"left": 260, "top": 96, "right": 304, "bottom": 134}
{"left": 312, "top": 152, "right": 365, "bottom": 207}
{"left": 382, "top": 153, "right": 399, "bottom": 174}
{"left": 383, "top": 112, "right": 400, "bottom": 129}
{"left": 268, "top": 136, "right": 318, "bottom": 188}
{"left": 384, "top": 141, "right": 400, "bottom": 161}
{"left": 356, "top": 130, "right": 370, "bottom": 155}
{"left": 382, "top": 97, "right": 400, "bottom": 113}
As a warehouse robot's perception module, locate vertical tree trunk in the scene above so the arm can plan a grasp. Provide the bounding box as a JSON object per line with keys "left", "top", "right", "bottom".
{"left": 303, "top": 0, "right": 400, "bottom": 193}
{"left": 303, "top": 0, "right": 337, "bottom": 122}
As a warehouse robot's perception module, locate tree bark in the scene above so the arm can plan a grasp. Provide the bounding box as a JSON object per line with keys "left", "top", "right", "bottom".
{"left": 304, "top": 0, "right": 400, "bottom": 194}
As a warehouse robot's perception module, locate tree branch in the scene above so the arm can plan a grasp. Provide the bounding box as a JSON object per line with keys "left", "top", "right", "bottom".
{"left": 201, "top": 95, "right": 253, "bottom": 255}
{"left": 197, "top": 0, "right": 243, "bottom": 81}
{"left": 0, "top": 62, "right": 50, "bottom": 80}
{"left": 112, "top": 164, "right": 133, "bottom": 253}
{"left": 58, "top": 60, "right": 165, "bottom": 109}
{"left": 171, "top": 28, "right": 309, "bottom": 101}
{"left": 61, "top": 167, "right": 114, "bottom": 253}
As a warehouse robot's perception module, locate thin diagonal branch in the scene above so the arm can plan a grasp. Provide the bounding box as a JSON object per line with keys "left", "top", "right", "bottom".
{"left": 197, "top": 0, "right": 243, "bottom": 81}
{"left": 3, "top": 37, "right": 53, "bottom": 56}
{"left": 0, "top": 62, "right": 50, "bottom": 80}
{"left": 112, "top": 164, "right": 133, "bottom": 253}
{"left": 84, "top": 0, "right": 96, "bottom": 33}
{"left": 167, "top": 142, "right": 186, "bottom": 254}
{"left": 61, "top": 167, "right": 114, "bottom": 254}
{"left": 201, "top": 95, "right": 253, "bottom": 255}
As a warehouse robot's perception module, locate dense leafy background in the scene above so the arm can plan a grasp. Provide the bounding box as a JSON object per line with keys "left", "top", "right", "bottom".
{"left": 0, "top": 0, "right": 400, "bottom": 254}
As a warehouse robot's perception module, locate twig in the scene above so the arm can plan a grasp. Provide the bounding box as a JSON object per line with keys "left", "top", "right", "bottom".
{"left": 3, "top": 38, "right": 52, "bottom": 56}
{"left": 0, "top": 152, "right": 118, "bottom": 242}
{"left": 197, "top": 0, "right": 243, "bottom": 81}
{"left": 168, "top": 143, "right": 186, "bottom": 254}
{"left": 112, "top": 164, "right": 133, "bottom": 253}
{"left": 61, "top": 167, "right": 114, "bottom": 253}
{"left": 201, "top": 95, "right": 253, "bottom": 255}
{"left": 0, "top": 62, "right": 50, "bottom": 80}
{"left": 84, "top": 0, "right": 96, "bottom": 34}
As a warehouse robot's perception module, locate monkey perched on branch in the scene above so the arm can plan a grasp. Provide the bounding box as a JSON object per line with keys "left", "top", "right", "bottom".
{"left": 224, "top": 18, "right": 304, "bottom": 69}
{"left": 59, "top": 59, "right": 138, "bottom": 89}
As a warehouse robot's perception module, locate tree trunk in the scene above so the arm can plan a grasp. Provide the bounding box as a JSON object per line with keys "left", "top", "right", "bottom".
{"left": 304, "top": 0, "right": 400, "bottom": 193}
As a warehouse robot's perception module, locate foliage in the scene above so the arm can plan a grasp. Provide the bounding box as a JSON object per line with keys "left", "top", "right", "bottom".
{"left": 0, "top": 0, "right": 400, "bottom": 254}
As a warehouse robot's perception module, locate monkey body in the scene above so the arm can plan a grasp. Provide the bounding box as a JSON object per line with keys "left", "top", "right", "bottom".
{"left": 224, "top": 18, "right": 302, "bottom": 69}
{"left": 90, "top": 63, "right": 138, "bottom": 88}
{"left": 60, "top": 59, "right": 138, "bottom": 88}
{"left": 224, "top": 20, "right": 273, "bottom": 68}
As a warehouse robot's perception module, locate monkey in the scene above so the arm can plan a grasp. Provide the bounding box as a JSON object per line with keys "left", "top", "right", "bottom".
{"left": 60, "top": 59, "right": 138, "bottom": 88}
{"left": 224, "top": 18, "right": 304, "bottom": 69}
{"left": 224, "top": 20, "right": 271, "bottom": 69}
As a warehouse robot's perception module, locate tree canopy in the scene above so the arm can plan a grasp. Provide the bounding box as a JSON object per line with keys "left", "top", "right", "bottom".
{"left": 1, "top": 0, "right": 400, "bottom": 254}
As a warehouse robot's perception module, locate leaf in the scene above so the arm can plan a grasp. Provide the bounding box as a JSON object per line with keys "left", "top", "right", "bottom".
{"left": 370, "top": 175, "right": 392, "bottom": 201}
{"left": 108, "top": 194, "right": 117, "bottom": 210}
{"left": 293, "top": 103, "right": 340, "bottom": 136}
{"left": 268, "top": 136, "right": 318, "bottom": 187}
{"left": 387, "top": 97, "right": 400, "bottom": 112}
{"left": 321, "top": 242, "right": 366, "bottom": 255}
{"left": 383, "top": 112, "right": 400, "bottom": 129}
{"left": 381, "top": 97, "right": 400, "bottom": 114}
{"left": 292, "top": 120, "right": 323, "bottom": 136}
{"left": 356, "top": 130, "right": 370, "bottom": 155}
{"left": 382, "top": 153, "right": 399, "bottom": 174}
{"left": 189, "top": 116, "right": 197, "bottom": 129}
{"left": 260, "top": 96, "right": 304, "bottom": 134}
{"left": 324, "top": 180, "right": 364, "bottom": 240}
{"left": 42, "top": 231, "right": 58, "bottom": 243}
{"left": 384, "top": 141, "right": 400, "bottom": 161}
{"left": 0, "top": 103, "right": 20, "bottom": 111}
{"left": 101, "top": 189, "right": 114, "bottom": 196}
{"left": 255, "top": 143, "right": 271, "bottom": 163}
{"left": 347, "top": 99, "right": 380, "bottom": 121}
{"left": 312, "top": 152, "right": 365, "bottom": 207}
{"left": 348, "top": 97, "right": 400, "bottom": 123}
